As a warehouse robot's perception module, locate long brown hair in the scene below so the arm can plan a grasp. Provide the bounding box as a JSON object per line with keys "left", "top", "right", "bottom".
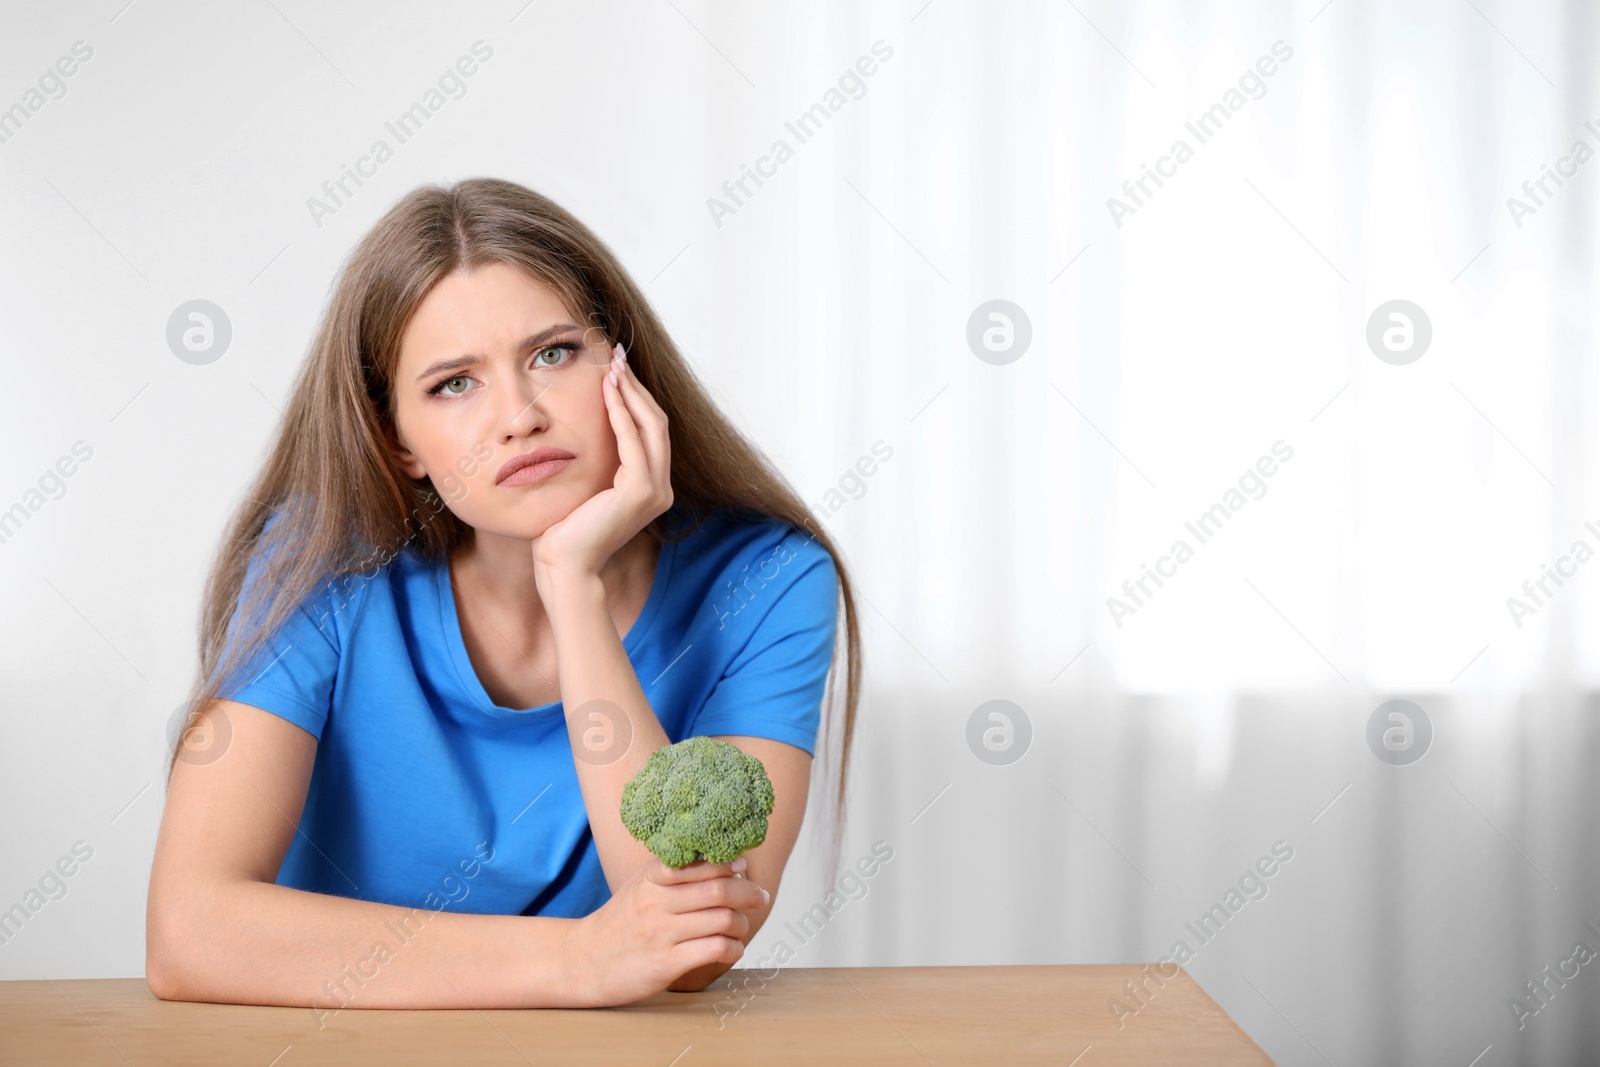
{"left": 172, "top": 177, "right": 861, "bottom": 886}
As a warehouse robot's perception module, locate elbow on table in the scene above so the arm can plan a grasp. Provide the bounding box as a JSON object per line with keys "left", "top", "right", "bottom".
{"left": 144, "top": 897, "right": 206, "bottom": 1002}
{"left": 145, "top": 941, "right": 187, "bottom": 1002}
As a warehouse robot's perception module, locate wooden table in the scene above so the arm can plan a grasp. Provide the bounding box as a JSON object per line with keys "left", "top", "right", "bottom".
{"left": 0, "top": 965, "right": 1271, "bottom": 1065}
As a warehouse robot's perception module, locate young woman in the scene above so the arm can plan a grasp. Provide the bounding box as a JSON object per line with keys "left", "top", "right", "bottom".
{"left": 145, "top": 178, "right": 861, "bottom": 1012}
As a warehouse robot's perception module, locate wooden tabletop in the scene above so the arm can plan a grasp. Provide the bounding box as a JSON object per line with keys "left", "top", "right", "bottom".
{"left": 0, "top": 964, "right": 1270, "bottom": 1065}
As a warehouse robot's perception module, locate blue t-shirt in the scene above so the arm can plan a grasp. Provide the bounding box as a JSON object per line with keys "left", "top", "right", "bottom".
{"left": 216, "top": 508, "right": 838, "bottom": 920}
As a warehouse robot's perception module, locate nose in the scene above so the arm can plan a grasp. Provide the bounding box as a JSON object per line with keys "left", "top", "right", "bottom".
{"left": 497, "top": 365, "right": 551, "bottom": 443}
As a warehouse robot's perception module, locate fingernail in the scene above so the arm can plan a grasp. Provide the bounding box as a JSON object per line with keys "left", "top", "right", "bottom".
{"left": 760, "top": 887, "right": 771, "bottom": 905}
{"left": 732, "top": 857, "right": 747, "bottom": 872}
{"left": 608, "top": 368, "right": 618, "bottom": 387}
{"left": 613, "top": 343, "right": 626, "bottom": 364}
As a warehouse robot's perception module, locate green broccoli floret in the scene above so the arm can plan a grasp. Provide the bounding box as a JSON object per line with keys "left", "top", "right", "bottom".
{"left": 619, "top": 735, "right": 775, "bottom": 868}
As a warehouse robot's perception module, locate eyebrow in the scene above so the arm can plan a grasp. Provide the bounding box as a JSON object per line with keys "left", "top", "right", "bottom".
{"left": 414, "top": 322, "right": 586, "bottom": 383}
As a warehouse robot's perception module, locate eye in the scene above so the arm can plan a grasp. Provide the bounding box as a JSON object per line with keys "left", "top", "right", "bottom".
{"left": 534, "top": 342, "right": 580, "bottom": 368}
{"left": 429, "top": 375, "right": 472, "bottom": 397}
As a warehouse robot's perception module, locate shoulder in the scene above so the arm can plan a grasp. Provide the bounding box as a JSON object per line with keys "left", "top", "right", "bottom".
{"left": 671, "top": 508, "right": 839, "bottom": 636}
{"left": 341, "top": 541, "right": 438, "bottom": 617}
{"left": 249, "top": 524, "right": 422, "bottom": 638}
{"left": 676, "top": 508, "right": 837, "bottom": 588}
{"left": 287, "top": 542, "right": 442, "bottom": 659}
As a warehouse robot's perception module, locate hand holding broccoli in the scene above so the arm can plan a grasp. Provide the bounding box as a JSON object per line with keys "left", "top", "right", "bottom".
{"left": 566, "top": 851, "right": 766, "bottom": 1005}
{"left": 566, "top": 737, "right": 776, "bottom": 1006}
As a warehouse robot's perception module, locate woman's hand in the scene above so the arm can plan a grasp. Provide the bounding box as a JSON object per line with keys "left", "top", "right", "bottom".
{"left": 563, "top": 856, "right": 769, "bottom": 1007}
{"left": 532, "top": 344, "right": 673, "bottom": 591}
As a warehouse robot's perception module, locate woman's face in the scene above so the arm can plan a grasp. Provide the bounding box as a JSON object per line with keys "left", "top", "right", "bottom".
{"left": 386, "top": 262, "right": 618, "bottom": 540}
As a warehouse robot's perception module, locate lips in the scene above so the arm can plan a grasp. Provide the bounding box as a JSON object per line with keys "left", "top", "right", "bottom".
{"left": 496, "top": 447, "right": 576, "bottom": 486}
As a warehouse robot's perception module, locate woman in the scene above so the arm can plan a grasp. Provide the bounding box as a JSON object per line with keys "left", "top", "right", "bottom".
{"left": 145, "top": 178, "right": 861, "bottom": 1012}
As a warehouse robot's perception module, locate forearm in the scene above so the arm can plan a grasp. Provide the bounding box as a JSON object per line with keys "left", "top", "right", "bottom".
{"left": 147, "top": 878, "right": 587, "bottom": 1012}
{"left": 545, "top": 571, "right": 676, "bottom": 892}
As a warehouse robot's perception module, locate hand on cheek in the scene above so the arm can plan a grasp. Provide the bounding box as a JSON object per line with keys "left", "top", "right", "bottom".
{"left": 529, "top": 338, "right": 671, "bottom": 579}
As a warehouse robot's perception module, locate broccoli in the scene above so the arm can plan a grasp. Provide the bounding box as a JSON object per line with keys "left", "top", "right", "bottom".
{"left": 619, "top": 735, "right": 775, "bottom": 868}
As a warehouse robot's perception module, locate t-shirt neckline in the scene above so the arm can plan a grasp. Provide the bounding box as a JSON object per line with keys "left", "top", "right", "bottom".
{"left": 435, "top": 536, "right": 677, "bottom": 718}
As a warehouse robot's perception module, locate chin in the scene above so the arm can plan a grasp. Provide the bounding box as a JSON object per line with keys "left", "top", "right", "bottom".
{"left": 441, "top": 503, "right": 542, "bottom": 541}
{"left": 492, "top": 499, "right": 582, "bottom": 540}
{"left": 470, "top": 475, "right": 600, "bottom": 535}
{"left": 469, "top": 523, "right": 552, "bottom": 545}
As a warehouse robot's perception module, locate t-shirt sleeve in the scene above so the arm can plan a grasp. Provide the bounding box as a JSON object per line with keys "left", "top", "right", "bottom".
{"left": 688, "top": 531, "right": 840, "bottom": 757}
{"left": 214, "top": 546, "right": 346, "bottom": 742}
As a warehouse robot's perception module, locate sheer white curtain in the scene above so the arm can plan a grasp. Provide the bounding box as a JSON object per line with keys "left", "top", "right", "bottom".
{"left": 678, "top": 2, "right": 1599, "bottom": 1065}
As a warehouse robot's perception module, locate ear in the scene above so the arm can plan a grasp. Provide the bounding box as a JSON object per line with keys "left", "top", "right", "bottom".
{"left": 385, "top": 424, "right": 428, "bottom": 481}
